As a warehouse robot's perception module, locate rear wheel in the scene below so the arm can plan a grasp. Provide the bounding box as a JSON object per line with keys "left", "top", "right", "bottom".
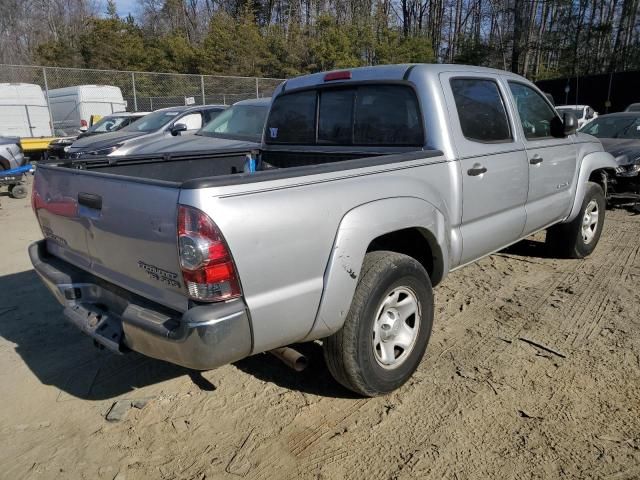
{"left": 547, "top": 181, "right": 605, "bottom": 258}
{"left": 323, "top": 251, "right": 434, "bottom": 397}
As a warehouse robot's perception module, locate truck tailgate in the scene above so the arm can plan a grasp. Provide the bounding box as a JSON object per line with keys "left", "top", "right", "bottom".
{"left": 33, "top": 165, "right": 188, "bottom": 312}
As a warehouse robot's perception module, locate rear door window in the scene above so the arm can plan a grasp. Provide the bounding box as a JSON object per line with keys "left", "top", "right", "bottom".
{"left": 450, "top": 78, "right": 512, "bottom": 143}
{"left": 265, "top": 84, "right": 424, "bottom": 146}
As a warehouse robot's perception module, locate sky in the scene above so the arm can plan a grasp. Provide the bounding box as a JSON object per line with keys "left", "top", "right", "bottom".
{"left": 106, "top": 0, "right": 140, "bottom": 18}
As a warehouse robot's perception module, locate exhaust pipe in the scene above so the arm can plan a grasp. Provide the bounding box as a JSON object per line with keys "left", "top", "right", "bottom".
{"left": 269, "top": 347, "right": 308, "bottom": 372}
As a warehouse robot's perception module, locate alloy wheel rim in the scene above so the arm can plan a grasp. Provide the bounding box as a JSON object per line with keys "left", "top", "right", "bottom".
{"left": 372, "top": 286, "right": 420, "bottom": 369}
{"left": 581, "top": 200, "right": 599, "bottom": 244}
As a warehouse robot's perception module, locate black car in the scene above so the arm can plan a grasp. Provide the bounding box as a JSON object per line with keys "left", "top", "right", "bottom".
{"left": 579, "top": 112, "right": 640, "bottom": 197}
{"left": 47, "top": 111, "right": 149, "bottom": 159}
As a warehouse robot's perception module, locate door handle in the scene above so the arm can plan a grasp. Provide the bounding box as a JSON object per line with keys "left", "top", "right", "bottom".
{"left": 467, "top": 165, "right": 487, "bottom": 176}
{"left": 530, "top": 156, "right": 544, "bottom": 165}
{"left": 78, "top": 192, "right": 102, "bottom": 210}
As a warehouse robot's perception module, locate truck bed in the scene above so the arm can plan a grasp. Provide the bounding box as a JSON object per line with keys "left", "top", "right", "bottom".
{"left": 54, "top": 147, "right": 430, "bottom": 186}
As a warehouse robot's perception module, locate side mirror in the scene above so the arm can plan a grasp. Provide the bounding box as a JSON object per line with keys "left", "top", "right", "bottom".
{"left": 562, "top": 112, "right": 578, "bottom": 135}
{"left": 551, "top": 112, "right": 577, "bottom": 137}
{"left": 170, "top": 123, "right": 187, "bottom": 136}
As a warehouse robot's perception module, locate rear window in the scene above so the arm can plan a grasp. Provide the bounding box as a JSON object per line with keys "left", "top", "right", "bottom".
{"left": 266, "top": 84, "right": 423, "bottom": 146}
{"left": 266, "top": 90, "right": 316, "bottom": 144}
{"left": 318, "top": 89, "right": 354, "bottom": 144}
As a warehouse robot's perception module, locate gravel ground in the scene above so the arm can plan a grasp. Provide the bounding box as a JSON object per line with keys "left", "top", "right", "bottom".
{"left": 1, "top": 178, "right": 639, "bottom": 480}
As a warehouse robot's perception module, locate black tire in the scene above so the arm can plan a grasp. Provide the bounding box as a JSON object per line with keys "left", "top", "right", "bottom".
{"left": 546, "top": 181, "right": 606, "bottom": 258}
{"left": 10, "top": 183, "right": 27, "bottom": 199}
{"left": 323, "top": 251, "right": 434, "bottom": 397}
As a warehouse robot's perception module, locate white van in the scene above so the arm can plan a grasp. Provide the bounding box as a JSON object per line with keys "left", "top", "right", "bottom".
{"left": 48, "top": 85, "right": 127, "bottom": 135}
{"left": 0, "top": 83, "right": 52, "bottom": 138}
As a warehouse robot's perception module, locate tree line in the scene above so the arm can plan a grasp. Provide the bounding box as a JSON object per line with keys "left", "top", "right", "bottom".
{"left": 0, "top": 0, "right": 638, "bottom": 80}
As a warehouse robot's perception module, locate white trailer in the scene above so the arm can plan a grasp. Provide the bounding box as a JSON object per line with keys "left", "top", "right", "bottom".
{"left": 48, "top": 85, "right": 127, "bottom": 135}
{"left": 0, "top": 83, "right": 52, "bottom": 138}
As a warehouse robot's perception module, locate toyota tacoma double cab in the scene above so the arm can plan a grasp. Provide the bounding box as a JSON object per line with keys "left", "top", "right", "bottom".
{"left": 29, "top": 64, "right": 616, "bottom": 396}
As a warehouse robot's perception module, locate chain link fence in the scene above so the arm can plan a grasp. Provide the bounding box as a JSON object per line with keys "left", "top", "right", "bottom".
{"left": 0, "top": 64, "right": 284, "bottom": 113}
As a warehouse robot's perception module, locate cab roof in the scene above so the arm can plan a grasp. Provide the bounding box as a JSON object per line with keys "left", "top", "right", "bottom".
{"left": 280, "top": 63, "right": 526, "bottom": 93}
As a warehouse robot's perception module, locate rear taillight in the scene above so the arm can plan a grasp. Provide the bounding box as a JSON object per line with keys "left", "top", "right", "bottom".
{"left": 177, "top": 205, "right": 241, "bottom": 302}
{"left": 80, "top": 119, "right": 88, "bottom": 127}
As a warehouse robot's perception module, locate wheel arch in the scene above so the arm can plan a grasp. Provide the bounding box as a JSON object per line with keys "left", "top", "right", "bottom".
{"left": 366, "top": 226, "right": 445, "bottom": 288}
{"left": 565, "top": 151, "right": 617, "bottom": 223}
{"left": 305, "top": 196, "right": 449, "bottom": 341}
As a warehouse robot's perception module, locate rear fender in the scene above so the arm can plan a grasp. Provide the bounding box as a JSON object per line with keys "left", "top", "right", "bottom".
{"left": 565, "top": 151, "right": 617, "bottom": 222}
{"left": 305, "top": 197, "right": 448, "bottom": 340}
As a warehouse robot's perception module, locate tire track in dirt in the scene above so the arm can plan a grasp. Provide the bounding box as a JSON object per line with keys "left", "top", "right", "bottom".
{"left": 250, "top": 398, "right": 371, "bottom": 479}
{"left": 510, "top": 228, "right": 625, "bottom": 353}
{"left": 448, "top": 218, "right": 640, "bottom": 480}
{"left": 363, "top": 221, "right": 632, "bottom": 479}
{"left": 556, "top": 233, "right": 637, "bottom": 349}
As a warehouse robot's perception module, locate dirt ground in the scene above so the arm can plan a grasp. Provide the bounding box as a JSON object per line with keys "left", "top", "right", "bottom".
{"left": 1, "top": 178, "right": 639, "bottom": 480}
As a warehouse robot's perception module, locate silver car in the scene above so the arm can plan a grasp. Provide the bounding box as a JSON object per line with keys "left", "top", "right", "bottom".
{"left": 66, "top": 104, "right": 226, "bottom": 158}
{"left": 126, "top": 98, "right": 270, "bottom": 155}
{"left": 47, "top": 111, "right": 150, "bottom": 159}
{"left": 0, "top": 136, "right": 25, "bottom": 170}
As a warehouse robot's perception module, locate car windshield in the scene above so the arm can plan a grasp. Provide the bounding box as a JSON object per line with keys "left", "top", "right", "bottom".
{"left": 121, "top": 110, "right": 181, "bottom": 133}
{"left": 627, "top": 104, "right": 640, "bottom": 112}
{"left": 557, "top": 107, "right": 583, "bottom": 118}
{"left": 579, "top": 116, "right": 640, "bottom": 139}
{"left": 85, "top": 115, "right": 133, "bottom": 134}
{"left": 198, "top": 104, "right": 268, "bottom": 141}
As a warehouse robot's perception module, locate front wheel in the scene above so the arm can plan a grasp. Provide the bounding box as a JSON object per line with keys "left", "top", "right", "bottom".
{"left": 547, "top": 181, "right": 606, "bottom": 258}
{"left": 323, "top": 251, "right": 434, "bottom": 397}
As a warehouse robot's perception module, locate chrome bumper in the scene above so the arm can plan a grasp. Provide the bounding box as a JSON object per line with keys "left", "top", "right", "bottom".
{"left": 28, "top": 240, "right": 252, "bottom": 370}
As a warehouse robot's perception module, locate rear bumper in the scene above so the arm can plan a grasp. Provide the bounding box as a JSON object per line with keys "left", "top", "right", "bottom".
{"left": 29, "top": 240, "right": 252, "bottom": 370}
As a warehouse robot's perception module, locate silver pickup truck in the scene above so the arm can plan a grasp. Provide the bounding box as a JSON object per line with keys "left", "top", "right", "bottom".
{"left": 29, "top": 64, "right": 616, "bottom": 397}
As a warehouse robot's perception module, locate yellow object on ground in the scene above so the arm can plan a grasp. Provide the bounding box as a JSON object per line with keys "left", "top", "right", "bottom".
{"left": 19, "top": 137, "right": 58, "bottom": 152}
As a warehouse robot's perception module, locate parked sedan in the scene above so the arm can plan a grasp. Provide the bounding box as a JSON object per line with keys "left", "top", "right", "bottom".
{"left": 47, "top": 111, "right": 149, "bottom": 159}
{"left": 66, "top": 104, "right": 226, "bottom": 158}
{"left": 579, "top": 112, "right": 640, "bottom": 196}
{"left": 125, "top": 98, "right": 270, "bottom": 155}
